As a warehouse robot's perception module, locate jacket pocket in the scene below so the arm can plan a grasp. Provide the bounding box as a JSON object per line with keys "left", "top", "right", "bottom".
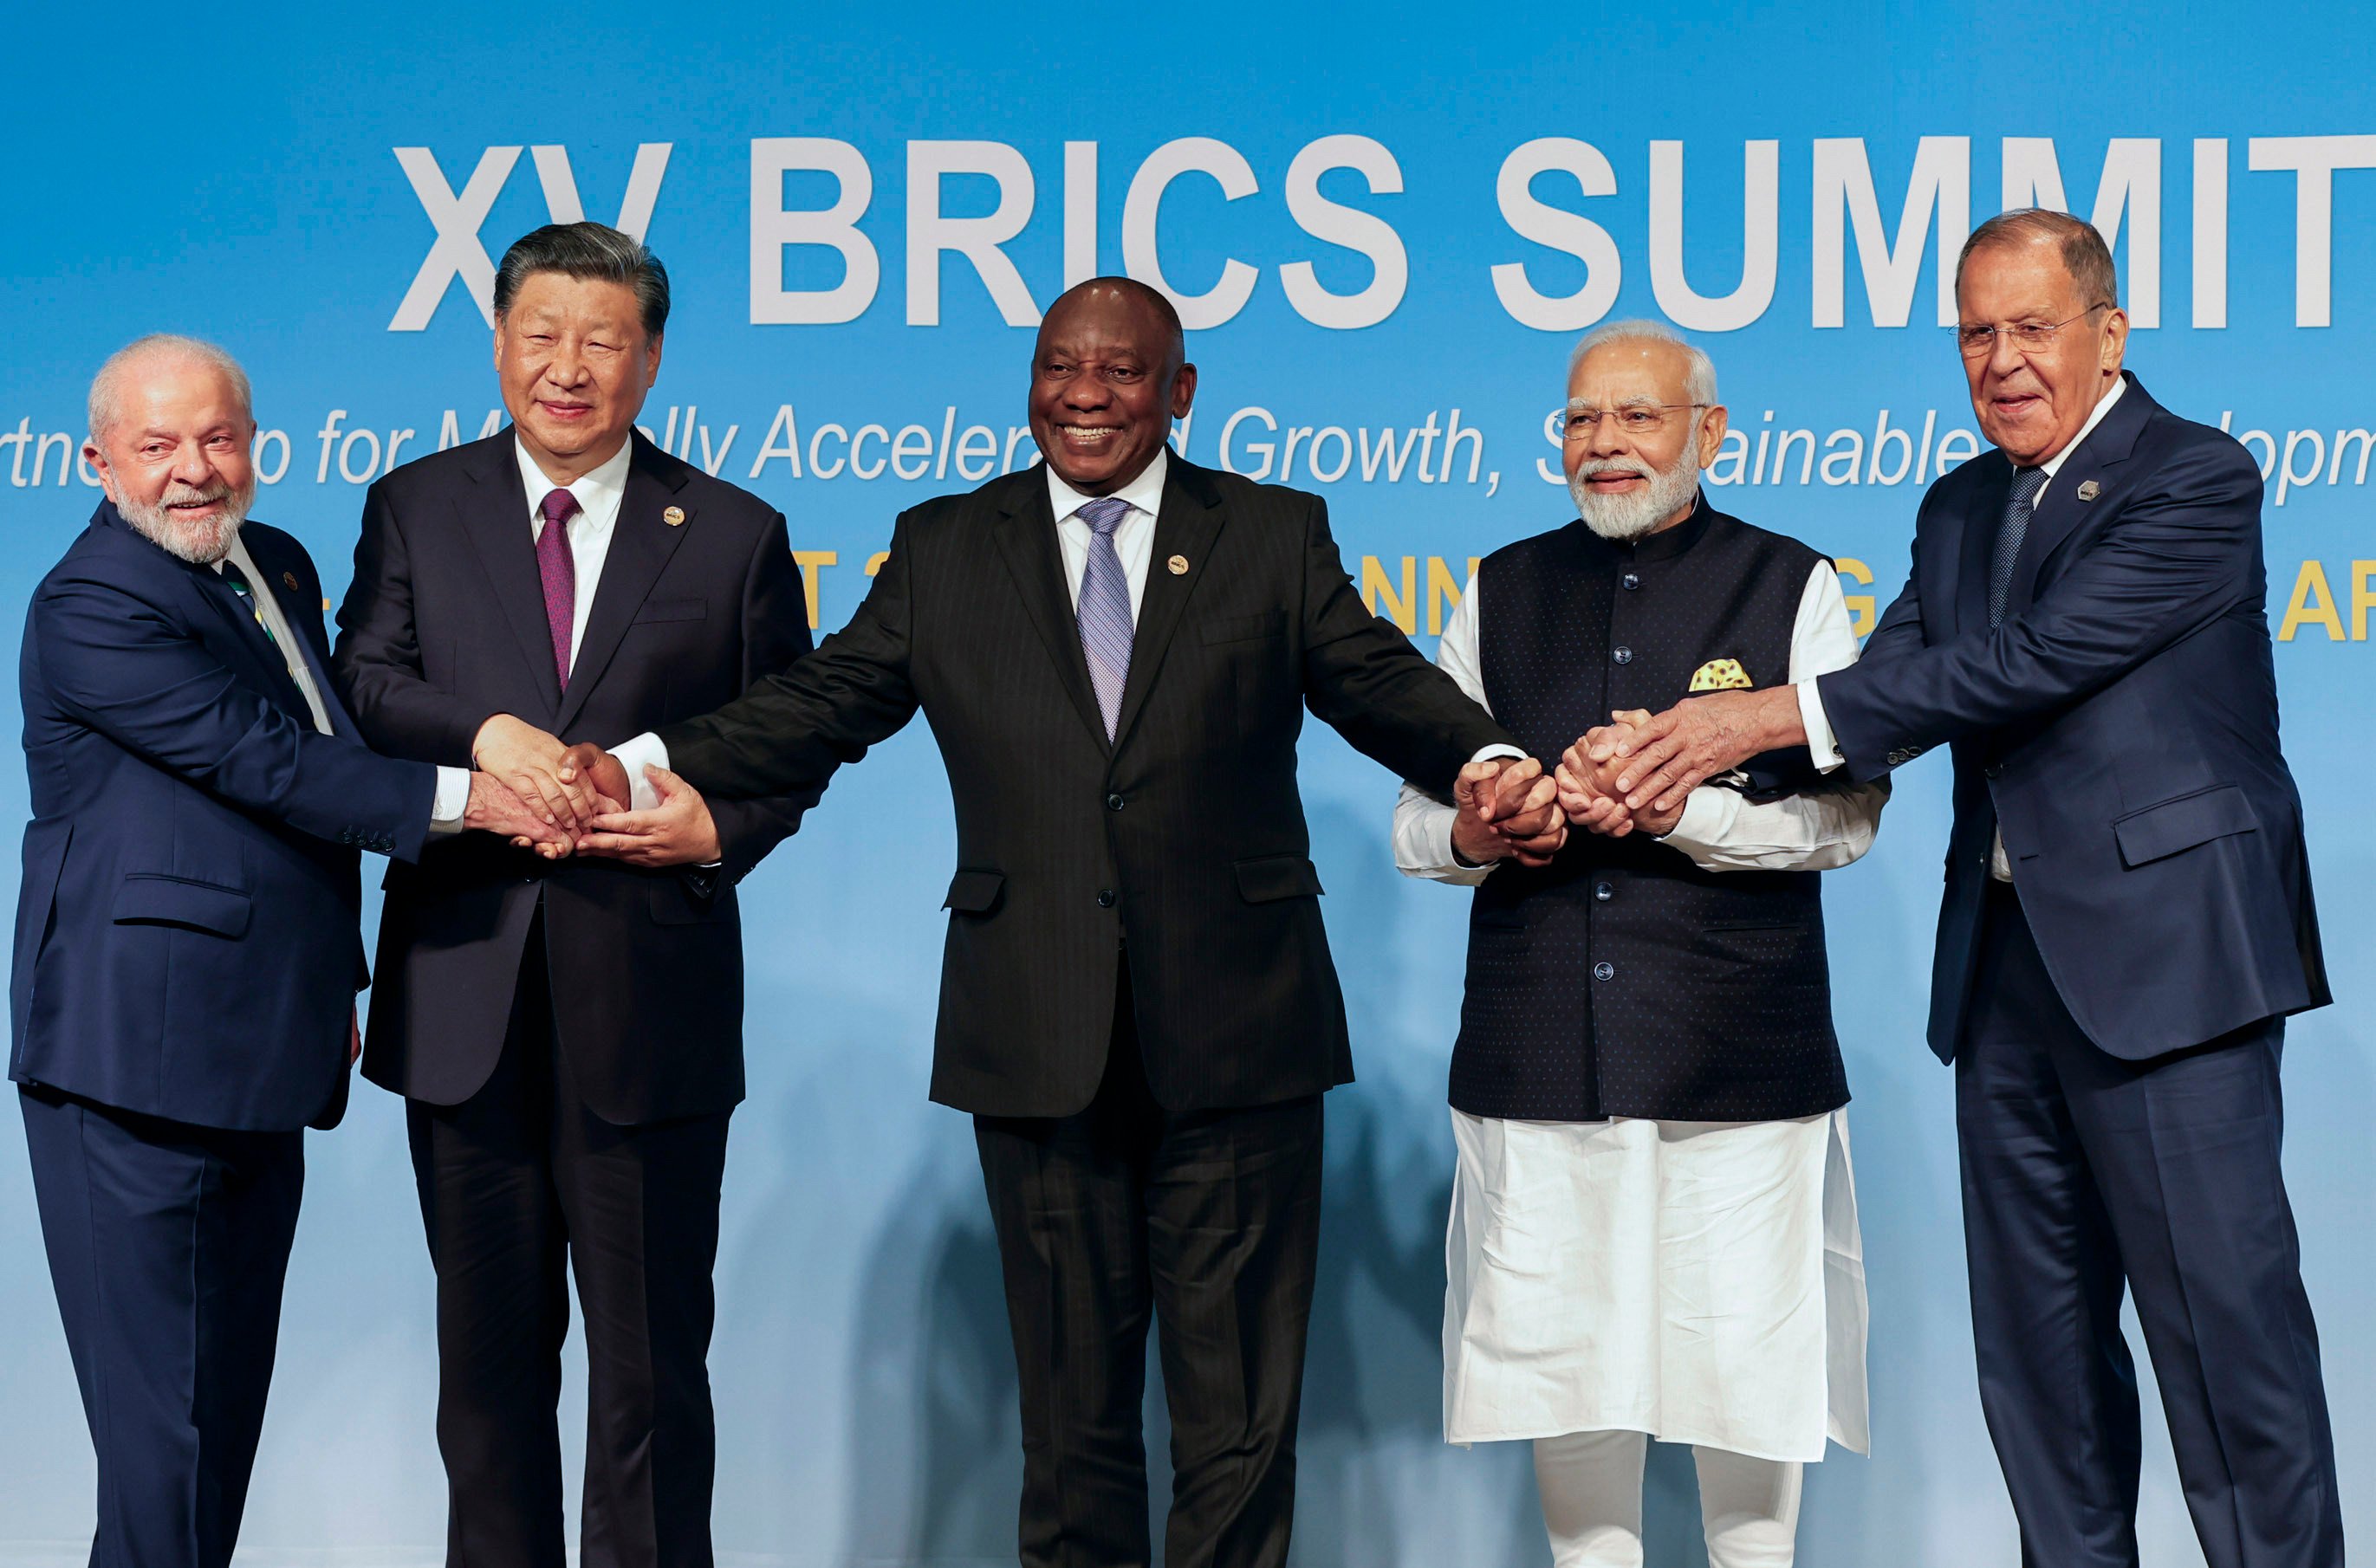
{"left": 112, "top": 872, "right": 251, "bottom": 938}
{"left": 944, "top": 869, "right": 1006, "bottom": 914}
{"left": 2112, "top": 782, "right": 2256, "bottom": 868}
{"left": 1201, "top": 609, "right": 1288, "bottom": 644}
{"left": 1233, "top": 854, "right": 1324, "bottom": 904}
{"left": 632, "top": 598, "right": 708, "bottom": 625}
{"left": 651, "top": 877, "right": 731, "bottom": 925}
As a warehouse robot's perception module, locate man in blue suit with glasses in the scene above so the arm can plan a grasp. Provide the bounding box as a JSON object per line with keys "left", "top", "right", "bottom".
{"left": 10, "top": 336, "right": 555, "bottom": 1568}
{"left": 1557, "top": 211, "right": 2339, "bottom": 1567}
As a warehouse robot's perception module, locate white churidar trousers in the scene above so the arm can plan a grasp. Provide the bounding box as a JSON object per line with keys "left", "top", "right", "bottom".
{"left": 1535, "top": 1428, "right": 1801, "bottom": 1568}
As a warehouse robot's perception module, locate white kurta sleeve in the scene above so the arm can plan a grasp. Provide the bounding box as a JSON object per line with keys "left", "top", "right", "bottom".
{"left": 1394, "top": 573, "right": 1497, "bottom": 885}
{"left": 1659, "top": 560, "right": 1888, "bottom": 873}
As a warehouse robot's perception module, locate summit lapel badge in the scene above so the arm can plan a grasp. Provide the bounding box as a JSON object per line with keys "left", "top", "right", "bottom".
{"left": 663, "top": 505, "right": 686, "bottom": 527}
{"left": 1167, "top": 554, "right": 1190, "bottom": 575}
{"left": 282, "top": 572, "right": 300, "bottom": 590}
{"left": 2076, "top": 480, "right": 2100, "bottom": 502}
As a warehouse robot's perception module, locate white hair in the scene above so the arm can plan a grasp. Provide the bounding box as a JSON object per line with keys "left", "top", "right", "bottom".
{"left": 1567, "top": 319, "right": 1718, "bottom": 407}
{"left": 87, "top": 334, "right": 253, "bottom": 443}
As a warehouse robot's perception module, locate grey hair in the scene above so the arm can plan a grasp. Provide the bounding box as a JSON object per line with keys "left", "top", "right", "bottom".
{"left": 1957, "top": 207, "right": 2120, "bottom": 311}
{"left": 88, "top": 334, "right": 254, "bottom": 442}
{"left": 493, "top": 222, "right": 671, "bottom": 338}
{"left": 1568, "top": 319, "right": 1718, "bottom": 407}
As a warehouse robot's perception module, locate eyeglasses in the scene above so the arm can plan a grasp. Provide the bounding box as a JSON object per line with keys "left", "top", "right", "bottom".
{"left": 1954, "top": 304, "right": 2114, "bottom": 358}
{"left": 1556, "top": 402, "right": 1706, "bottom": 440}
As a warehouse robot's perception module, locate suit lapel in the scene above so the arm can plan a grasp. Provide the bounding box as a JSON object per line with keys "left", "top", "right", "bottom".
{"left": 1954, "top": 450, "right": 2009, "bottom": 636}
{"left": 1111, "top": 458, "right": 1224, "bottom": 752}
{"left": 991, "top": 471, "right": 1111, "bottom": 748}
{"left": 192, "top": 563, "right": 312, "bottom": 718}
{"left": 239, "top": 530, "right": 363, "bottom": 743}
{"left": 453, "top": 433, "right": 563, "bottom": 721}
{"left": 2009, "top": 372, "right": 2152, "bottom": 615}
{"left": 555, "top": 436, "right": 692, "bottom": 732}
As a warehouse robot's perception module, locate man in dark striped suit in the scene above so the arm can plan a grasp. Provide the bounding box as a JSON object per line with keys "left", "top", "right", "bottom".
{"left": 568, "top": 277, "right": 1556, "bottom": 1567}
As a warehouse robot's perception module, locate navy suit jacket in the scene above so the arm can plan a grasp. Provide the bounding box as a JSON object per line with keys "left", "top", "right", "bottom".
{"left": 1818, "top": 373, "right": 2328, "bottom": 1062}
{"left": 333, "top": 431, "right": 815, "bottom": 1124}
{"left": 10, "top": 505, "right": 437, "bottom": 1131}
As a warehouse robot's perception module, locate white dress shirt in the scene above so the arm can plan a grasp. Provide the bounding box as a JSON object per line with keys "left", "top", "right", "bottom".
{"left": 1394, "top": 558, "right": 1886, "bottom": 883}
{"left": 1048, "top": 448, "right": 1165, "bottom": 616}
{"left": 217, "top": 535, "right": 470, "bottom": 826}
{"left": 1796, "top": 376, "right": 2126, "bottom": 879}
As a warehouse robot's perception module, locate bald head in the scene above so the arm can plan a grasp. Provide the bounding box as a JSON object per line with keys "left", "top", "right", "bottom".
{"left": 1040, "top": 278, "right": 1185, "bottom": 376}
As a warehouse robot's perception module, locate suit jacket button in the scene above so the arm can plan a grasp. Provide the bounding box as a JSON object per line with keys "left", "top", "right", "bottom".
{"left": 1594, "top": 882, "right": 1613, "bottom": 902}
{"left": 1593, "top": 961, "right": 1615, "bottom": 982}
{"left": 1984, "top": 762, "right": 2003, "bottom": 779}
{"left": 1613, "top": 646, "right": 1633, "bottom": 664}
{"left": 1106, "top": 794, "right": 1126, "bottom": 812}
{"left": 1621, "top": 573, "right": 1641, "bottom": 590}
{"left": 1096, "top": 889, "right": 1116, "bottom": 908}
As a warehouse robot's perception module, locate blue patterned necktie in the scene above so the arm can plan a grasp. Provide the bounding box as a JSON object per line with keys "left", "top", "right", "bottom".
{"left": 1988, "top": 466, "right": 2048, "bottom": 626}
{"left": 1074, "top": 496, "right": 1135, "bottom": 740}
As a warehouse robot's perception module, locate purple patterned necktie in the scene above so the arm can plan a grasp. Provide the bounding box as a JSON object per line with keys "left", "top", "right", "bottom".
{"left": 1074, "top": 496, "right": 1134, "bottom": 740}
{"left": 536, "top": 488, "right": 579, "bottom": 690}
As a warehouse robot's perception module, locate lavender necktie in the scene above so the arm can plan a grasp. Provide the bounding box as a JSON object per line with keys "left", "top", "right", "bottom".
{"left": 1074, "top": 496, "right": 1134, "bottom": 740}
{"left": 536, "top": 488, "right": 578, "bottom": 689}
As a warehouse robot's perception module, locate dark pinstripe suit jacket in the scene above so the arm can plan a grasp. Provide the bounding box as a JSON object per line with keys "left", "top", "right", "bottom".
{"left": 660, "top": 456, "right": 1511, "bottom": 1116}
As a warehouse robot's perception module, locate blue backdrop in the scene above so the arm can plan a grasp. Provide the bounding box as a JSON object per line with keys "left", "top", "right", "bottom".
{"left": 3, "top": 5, "right": 2368, "bottom": 1563}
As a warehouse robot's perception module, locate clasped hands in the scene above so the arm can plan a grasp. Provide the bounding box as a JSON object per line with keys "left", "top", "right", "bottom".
{"left": 1554, "top": 684, "right": 1807, "bottom": 837}
{"left": 461, "top": 715, "right": 722, "bottom": 866}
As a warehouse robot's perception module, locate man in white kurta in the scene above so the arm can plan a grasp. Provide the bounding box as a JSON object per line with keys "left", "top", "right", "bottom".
{"left": 1397, "top": 321, "right": 1886, "bottom": 1568}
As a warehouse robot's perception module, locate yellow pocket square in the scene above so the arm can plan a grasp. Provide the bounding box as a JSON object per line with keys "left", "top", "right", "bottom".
{"left": 1688, "top": 658, "right": 1753, "bottom": 692}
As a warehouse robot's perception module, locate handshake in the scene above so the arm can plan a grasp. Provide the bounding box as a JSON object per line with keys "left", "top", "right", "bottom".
{"left": 460, "top": 715, "right": 722, "bottom": 867}
{"left": 1458, "top": 696, "right": 1763, "bottom": 864}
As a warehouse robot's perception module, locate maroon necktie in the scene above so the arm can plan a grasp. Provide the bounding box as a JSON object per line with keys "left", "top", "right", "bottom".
{"left": 536, "top": 488, "right": 578, "bottom": 690}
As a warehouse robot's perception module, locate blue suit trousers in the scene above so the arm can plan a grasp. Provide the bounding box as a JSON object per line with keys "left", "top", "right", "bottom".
{"left": 20, "top": 1085, "right": 304, "bottom": 1568}
{"left": 1957, "top": 884, "right": 2341, "bottom": 1568}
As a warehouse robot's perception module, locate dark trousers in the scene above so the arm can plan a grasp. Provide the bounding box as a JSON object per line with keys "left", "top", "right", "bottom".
{"left": 1958, "top": 884, "right": 2342, "bottom": 1568}
{"left": 19, "top": 1085, "right": 305, "bottom": 1568}
{"left": 406, "top": 922, "right": 732, "bottom": 1568}
{"left": 974, "top": 999, "right": 1326, "bottom": 1568}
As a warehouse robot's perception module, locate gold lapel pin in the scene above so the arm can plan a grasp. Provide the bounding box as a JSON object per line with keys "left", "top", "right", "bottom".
{"left": 282, "top": 572, "right": 300, "bottom": 590}
{"left": 1167, "top": 554, "right": 1190, "bottom": 575}
{"left": 663, "top": 505, "right": 686, "bottom": 527}
{"left": 2076, "top": 480, "right": 2100, "bottom": 502}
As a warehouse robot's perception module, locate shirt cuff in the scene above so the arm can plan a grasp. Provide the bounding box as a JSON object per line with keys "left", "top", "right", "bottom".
{"left": 1469, "top": 743, "right": 1528, "bottom": 766}
{"left": 1653, "top": 786, "right": 1735, "bottom": 860}
{"left": 607, "top": 732, "right": 672, "bottom": 812}
{"left": 427, "top": 765, "right": 471, "bottom": 835}
{"left": 1418, "top": 803, "right": 1496, "bottom": 884}
{"left": 1796, "top": 680, "right": 1845, "bottom": 773}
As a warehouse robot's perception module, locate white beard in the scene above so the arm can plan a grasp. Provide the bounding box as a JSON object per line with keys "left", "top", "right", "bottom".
{"left": 1569, "top": 443, "right": 1704, "bottom": 541}
{"left": 118, "top": 480, "right": 252, "bottom": 565}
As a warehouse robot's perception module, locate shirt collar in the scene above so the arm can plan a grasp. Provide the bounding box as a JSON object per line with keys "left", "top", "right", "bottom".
{"left": 515, "top": 434, "right": 633, "bottom": 518}
{"left": 1046, "top": 445, "right": 1169, "bottom": 526}
{"left": 2035, "top": 374, "right": 2126, "bottom": 479}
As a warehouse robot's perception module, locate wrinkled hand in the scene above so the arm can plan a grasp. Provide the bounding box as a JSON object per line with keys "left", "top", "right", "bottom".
{"left": 474, "top": 714, "right": 600, "bottom": 832}
{"left": 575, "top": 766, "right": 723, "bottom": 867}
{"left": 1451, "top": 757, "right": 1569, "bottom": 868}
{"left": 1558, "top": 712, "right": 1685, "bottom": 839}
{"left": 464, "top": 771, "right": 574, "bottom": 859}
{"left": 1587, "top": 687, "right": 1804, "bottom": 815}
{"left": 557, "top": 742, "right": 633, "bottom": 810}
